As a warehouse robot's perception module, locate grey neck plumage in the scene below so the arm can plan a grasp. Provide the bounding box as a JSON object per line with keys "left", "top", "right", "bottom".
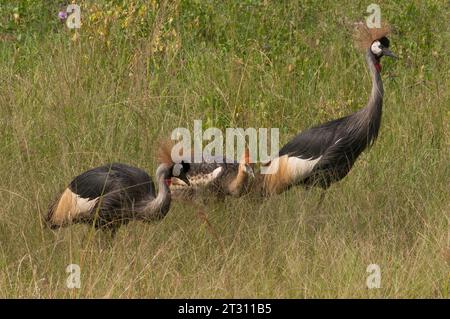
{"left": 138, "top": 164, "right": 172, "bottom": 221}
{"left": 350, "top": 49, "right": 384, "bottom": 146}
{"left": 366, "top": 50, "right": 384, "bottom": 114}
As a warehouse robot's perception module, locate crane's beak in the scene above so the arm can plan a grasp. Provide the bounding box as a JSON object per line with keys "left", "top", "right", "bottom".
{"left": 382, "top": 48, "right": 397, "bottom": 58}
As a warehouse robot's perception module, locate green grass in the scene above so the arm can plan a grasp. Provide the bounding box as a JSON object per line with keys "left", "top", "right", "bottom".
{"left": 0, "top": 0, "right": 448, "bottom": 298}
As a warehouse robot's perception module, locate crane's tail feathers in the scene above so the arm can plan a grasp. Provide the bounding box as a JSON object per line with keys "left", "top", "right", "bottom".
{"left": 46, "top": 188, "right": 97, "bottom": 228}
{"left": 353, "top": 21, "right": 391, "bottom": 51}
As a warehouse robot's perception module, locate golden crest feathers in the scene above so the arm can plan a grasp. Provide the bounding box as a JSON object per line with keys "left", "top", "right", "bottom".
{"left": 353, "top": 22, "right": 391, "bottom": 51}
{"left": 157, "top": 139, "right": 175, "bottom": 165}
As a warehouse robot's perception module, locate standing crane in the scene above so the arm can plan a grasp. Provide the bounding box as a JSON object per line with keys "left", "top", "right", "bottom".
{"left": 45, "top": 143, "right": 190, "bottom": 233}
{"left": 170, "top": 147, "right": 254, "bottom": 202}
{"left": 261, "top": 24, "right": 396, "bottom": 197}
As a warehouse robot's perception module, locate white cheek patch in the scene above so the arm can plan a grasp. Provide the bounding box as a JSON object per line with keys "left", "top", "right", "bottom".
{"left": 172, "top": 163, "right": 182, "bottom": 177}
{"left": 371, "top": 41, "right": 382, "bottom": 56}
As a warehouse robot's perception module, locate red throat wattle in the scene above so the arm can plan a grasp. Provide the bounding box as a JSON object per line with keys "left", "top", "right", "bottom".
{"left": 165, "top": 178, "right": 172, "bottom": 186}
{"left": 374, "top": 62, "right": 382, "bottom": 72}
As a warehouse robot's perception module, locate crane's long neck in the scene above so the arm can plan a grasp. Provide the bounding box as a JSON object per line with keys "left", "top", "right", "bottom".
{"left": 138, "top": 164, "right": 171, "bottom": 221}
{"left": 365, "top": 50, "right": 384, "bottom": 114}
{"left": 354, "top": 50, "right": 384, "bottom": 144}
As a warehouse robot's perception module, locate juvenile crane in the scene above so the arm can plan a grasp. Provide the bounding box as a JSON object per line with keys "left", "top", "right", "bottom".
{"left": 262, "top": 24, "right": 396, "bottom": 196}
{"left": 170, "top": 147, "right": 254, "bottom": 201}
{"left": 46, "top": 144, "right": 190, "bottom": 232}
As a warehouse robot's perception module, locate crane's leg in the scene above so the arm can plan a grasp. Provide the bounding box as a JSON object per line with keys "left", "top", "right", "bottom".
{"left": 303, "top": 189, "right": 327, "bottom": 233}
{"left": 107, "top": 225, "right": 118, "bottom": 240}
{"left": 191, "top": 201, "right": 225, "bottom": 253}
{"left": 90, "top": 222, "right": 118, "bottom": 249}
{"left": 316, "top": 190, "right": 326, "bottom": 211}
{"left": 303, "top": 184, "right": 324, "bottom": 208}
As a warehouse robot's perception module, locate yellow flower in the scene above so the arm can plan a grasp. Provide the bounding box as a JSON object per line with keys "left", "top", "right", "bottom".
{"left": 71, "top": 32, "right": 79, "bottom": 42}
{"left": 138, "top": 5, "right": 147, "bottom": 17}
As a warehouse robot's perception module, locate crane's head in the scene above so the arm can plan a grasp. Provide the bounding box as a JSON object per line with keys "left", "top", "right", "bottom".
{"left": 154, "top": 161, "right": 190, "bottom": 186}
{"left": 370, "top": 36, "right": 396, "bottom": 59}
{"left": 354, "top": 22, "right": 396, "bottom": 71}
{"left": 157, "top": 141, "right": 191, "bottom": 186}
{"left": 370, "top": 36, "right": 396, "bottom": 72}
{"left": 171, "top": 161, "right": 191, "bottom": 186}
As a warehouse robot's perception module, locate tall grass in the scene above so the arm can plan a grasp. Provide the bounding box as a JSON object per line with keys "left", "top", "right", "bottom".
{"left": 0, "top": 0, "right": 448, "bottom": 297}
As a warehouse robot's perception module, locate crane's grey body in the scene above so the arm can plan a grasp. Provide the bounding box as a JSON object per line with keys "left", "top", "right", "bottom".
{"left": 68, "top": 163, "right": 160, "bottom": 228}
{"left": 262, "top": 33, "right": 395, "bottom": 196}
{"left": 46, "top": 145, "right": 191, "bottom": 232}
{"left": 279, "top": 50, "right": 383, "bottom": 189}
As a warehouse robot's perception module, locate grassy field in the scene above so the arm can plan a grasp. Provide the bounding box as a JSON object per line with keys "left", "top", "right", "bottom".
{"left": 0, "top": 0, "right": 448, "bottom": 298}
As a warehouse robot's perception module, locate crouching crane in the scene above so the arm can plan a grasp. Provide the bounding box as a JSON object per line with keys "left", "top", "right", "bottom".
{"left": 170, "top": 147, "right": 254, "bottom": 202}
{"left": 261, "top": 24, "right": 396, "bottom": 197}
{"left": 45, "top": 143, "right": 190, "bottom": 233}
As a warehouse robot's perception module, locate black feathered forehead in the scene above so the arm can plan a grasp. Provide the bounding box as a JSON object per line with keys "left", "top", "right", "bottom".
{"left": 378, "top": 36, "right": 390, "bottom": 48}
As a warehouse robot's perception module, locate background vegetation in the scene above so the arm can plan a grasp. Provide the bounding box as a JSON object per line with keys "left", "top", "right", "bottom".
{"left": 0, "top": 0, "right": 448, "bottom": 298}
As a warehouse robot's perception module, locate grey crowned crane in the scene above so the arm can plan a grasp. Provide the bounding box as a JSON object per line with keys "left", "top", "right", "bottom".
{"left": 261, "top": 24, "right": 396, "bottom": 196}
{"left": 46, "top": 143, "right": 190, "bottom": 232}
{"left": 170, "top": 147, "right": 254, "bottom": 201}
